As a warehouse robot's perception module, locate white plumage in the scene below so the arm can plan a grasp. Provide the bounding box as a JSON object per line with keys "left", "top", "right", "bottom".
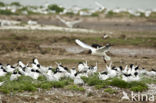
{"left": 75, "top": 39, "right": 111, "bottom": 62}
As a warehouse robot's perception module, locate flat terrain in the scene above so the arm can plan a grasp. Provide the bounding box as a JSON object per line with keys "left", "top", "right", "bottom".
{"left": 0, "top": 15, "right": 156, "bottom": 102}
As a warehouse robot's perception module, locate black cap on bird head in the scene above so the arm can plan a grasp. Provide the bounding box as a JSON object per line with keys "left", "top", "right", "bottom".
{"left": 119, "top": 66, "right": 123, "bottom": 71}
{"left": 130, "top": 64, "right": 133, "bottom": 68}
{"left": 91, "top": 44, "right": 102, "bottom": 48}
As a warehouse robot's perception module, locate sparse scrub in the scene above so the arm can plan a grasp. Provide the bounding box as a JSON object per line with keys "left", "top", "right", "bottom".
{"left": 48, "top": 4, "right": 64, "bottom": 13}
{"left": 0, "top": 2, "right": 5, "bottom": 7}
{"left": 66, "top": 12, "right": 74, "bottom": 16}
{"left": 141, "top": 77, "right": 156, "bottom": 84}
{"left": 91, "top": 12, "right": 99, "bottom": 17}
{"left": 0, "top": 9, "right": 13, "bottom": 15}
{"left": 10, "top": 2, "right": 21, "bottom": 6}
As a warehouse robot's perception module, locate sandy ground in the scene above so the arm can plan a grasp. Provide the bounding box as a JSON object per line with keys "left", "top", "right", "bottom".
{"left": 0, "top": 15, "right": 156, "bottom": 102}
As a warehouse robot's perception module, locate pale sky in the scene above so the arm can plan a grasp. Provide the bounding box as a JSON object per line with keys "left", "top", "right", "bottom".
{"left": 1, "top": 0, "right": 156, "bottom": 10}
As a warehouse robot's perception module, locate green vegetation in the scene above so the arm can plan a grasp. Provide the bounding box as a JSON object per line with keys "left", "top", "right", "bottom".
{"left": 140, "top": 76, "right": 156, "bottom": 84}
{"left": 65, "top": 85, "right": 85, "bottom": 91}
{"left": 104, "top": 88, "right": 117, "bottom": 94}
{"left": 0, "top": 1, "right": 5, "bottom": 7}
{"left": 0, "top": 73, "right": 152, "bottom": 94}
{"left": 81, "top": 74, "right": 103, "bottom": 86}
{"left": 79, "top": 37, "right": 156, "bottom": 48}
{"left": 82, "top": 75, "right": 148, "bottom": 92}
{"left": 106, "top": 11, "right": 135, "bottom": 18}
{"left": 91, "top": 12, "right": 99, "bottom": 17}
{"left": 48, "top": 4, "right": 64, "bottom": 13}
{"left": 0, "top": 75, "right": 72, "bottom": 94}
{"left": 0, "top": 9, "right": 13, "bottom": 15}
{"left": 65, "top": 12, "right": 74, "bottom": 16}
{"left": 140, "top": 12, "right": 145, "bottom": 17}
{"left": 10, "top": 2, "right": 21, "bottom": 6}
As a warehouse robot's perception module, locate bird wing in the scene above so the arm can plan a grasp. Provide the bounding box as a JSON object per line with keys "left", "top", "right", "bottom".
{"left": 97, "top": 45, "right": 111, "bottom": 53}
{"left": 71, "top": 19, "right": 82, "bottom": 25}
{"left": 56, "top": 16, "right": 67, "bottom": 24}
{"left": 95, "top": 1, "right": 104, "bottom": 8}
{"left": 123, "top": 91, "right": 127, "bottom": 96}
{"left": 75, "top": 39, "right": 95, "bottom": 51}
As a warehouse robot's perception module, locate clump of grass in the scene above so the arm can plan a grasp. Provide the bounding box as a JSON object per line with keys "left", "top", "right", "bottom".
{"left": 129, "top": 81, "right": 148, "bottom": 92}
{"left": 82, "top": 74, "right": 110, "bottom": 89}
{"left": 81, "top": 75, "right": 103, "bottom": 86}
{"left": 0, "top": 76, "right": 36, "bottom": 93}
{"left": 109, "top": 78, "right": 128, "bottom": 88}
{"left": 130, "top": 85, "right": 147, "bottom": 92}
{"left": 51, "top": 80, "right": 69, "bottom": 88}
{"left": 104, "top": 88, "right": 117, "bottom": 94}
{"left": 109, "top": 78, "right": 148, "bottom": 92}
{"left": 0, "top": 75, "right": 72, "bottom": 94}
{"left": 38, "top": 75, "right": 47, "bottom": 81}
{"left": 82, "top": 75, "right": 148, "bottom": 92}
{"left": 66, "top": 85, "right": 85, "bottom": 91}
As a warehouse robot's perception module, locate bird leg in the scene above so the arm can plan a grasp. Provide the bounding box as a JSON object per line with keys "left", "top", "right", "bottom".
{"left": 103, "top": 56, "right": 107, "bottom": 63}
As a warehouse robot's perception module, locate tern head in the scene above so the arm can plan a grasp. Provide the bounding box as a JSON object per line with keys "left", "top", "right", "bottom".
{"left": 37, "top": 64, "right": 40, "bottom": 68}
{"left": 78, "top": 62, "right": 83, "bottom": 65}
{"left": 130, "top": 64, "right": 133, "bottom": 68}
{"left": 72, "top": 68, "right": 76, "bottom": 70}
{"left": 151, "top": 69, "right": 156, "bottom": 72}
{"left": 124, "top": 73, "right": 131, "bottom": 77}
{"left": 91, "top": 44, "right": 102, "bottom": 48}
{"left": 48, "top": 67, "right": 52, "bottom": 70}
{"left": 119, "top": 66, "right": 123, "bottom": 71}
{"left": 18, "top": 71, "right": 22, "bottom": 75}
{"left": 135, "top": 66, "right": 139, "bottom": 70}
{"left": 134, "top": 72, "right": 138, "bottom": 76}
{"left": 31, "top": 69, "right": 35, "bottom": 72}
{"left": 13, "top": 71, "right": 17, "bottom": 74}
{"left": 64, "top": 67, "right": 69, "bottom": 72}
{"left": 112, "top": 66, "right": 117, "bottom": 71}
{"left": 36, "top": 70, "right": 41, "bottom": 73}
{"left": 3, "top": 68, "right": 7, "bottom": 72}
{"left": 33, "top": 58, "right": 39, "bottom": 65}
{"left": 101, "top": 71, "right": 108, "bottom": 75}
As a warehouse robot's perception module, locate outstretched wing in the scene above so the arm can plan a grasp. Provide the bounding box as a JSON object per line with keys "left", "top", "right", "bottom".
{"left": 71, "top": 19, "right": 82, "bottom": 25}
{"left": 75, "top": 39, "right": 95, "bottom": 51}
{"left": 56, "top": 16, "right": 67, "bottom": 24}
{"left": 95, "top": 1, "right": 104, "bottom": 9}
{"left": 97, "top": 44, "right": 111, "bottom": 53}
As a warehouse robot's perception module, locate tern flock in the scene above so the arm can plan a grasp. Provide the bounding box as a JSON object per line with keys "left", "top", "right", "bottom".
{"left": 0, "top": 57, "right": 155, "bottom": 86}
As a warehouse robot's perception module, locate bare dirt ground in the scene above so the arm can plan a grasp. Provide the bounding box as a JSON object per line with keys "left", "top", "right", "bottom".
{"left": 0, "top": 15, "right": 156, "bottom": 102}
